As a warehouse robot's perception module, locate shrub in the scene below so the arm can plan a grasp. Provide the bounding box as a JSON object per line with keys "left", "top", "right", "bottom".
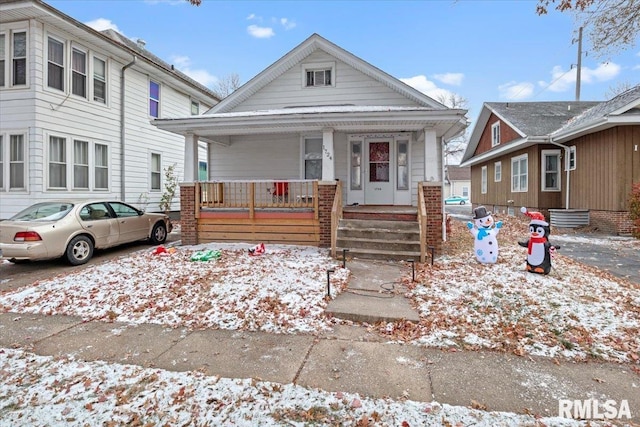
{"left": 159, "top": 164, "right": 178, "bottom": 213}
{"left": 629, "top": 182, "right": 640, "bottom": 239}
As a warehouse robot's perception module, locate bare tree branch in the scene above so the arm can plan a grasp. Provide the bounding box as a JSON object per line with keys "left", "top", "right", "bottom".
{"left": 212, "top": 73, "right": 241, "bottom": 99}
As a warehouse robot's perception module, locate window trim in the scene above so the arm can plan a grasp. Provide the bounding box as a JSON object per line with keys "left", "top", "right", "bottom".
{"left": 511, "top": 154, "right": 528, "bottom": 193}
{"left": 301, "top": 61, "right": 336, "bottom": 88}
{"left": 150, "top": 152, "right": 162, "bottom": 191}
{"left": 491, "top": 121, "right": 501, "bottom": 147}
{"left": 541, "top": 149, "right": 562, "bottom": 192}
{"left": 494, "top": 161, "right": 502, "bottom": 182}
{"left": 481, "top": 165, "right": 487, "bottom": 194}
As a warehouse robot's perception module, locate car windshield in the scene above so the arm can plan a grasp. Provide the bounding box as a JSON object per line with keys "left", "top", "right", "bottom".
{"left": 10, "top": 202, "right": 74, "bottom": 222}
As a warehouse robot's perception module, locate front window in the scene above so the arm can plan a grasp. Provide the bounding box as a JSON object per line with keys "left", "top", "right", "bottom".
{"left": 149, "top": 80, "right": 160, "bottom": 118}
{"left": 151, "top": 153, "right": 161, "bottom": 190}
{"left": 511, "top": 154, "right": 528, "bottom": 192}
{"left": 93, "top": 57, "right": 106, "bottom": 103}
{"left": 49, "top": 136, "right": 67, "bottom": 188}
{"left": 72, "top": 48, "right": 87, "bottom": 98}
{"left": 9, "top": 135, "right": 25, "bottom": 190}
{"left": 542, "top": 149, "right": 561, "bottom": 191}
{"left": 95, "top": 143, "right": 108, "bottom": 189}
{"left": 491, "top": 121, "right": 500, "bottom": 147}
{"left": 73, "top": 140, "right": 89, "bottom": 189}
{"left": 494, "top": 161, "right": 502, "bottom": 182}
{"left": 48, "top": 37, "right": 64, "bottom": 91}
{"left": 304, "top": 137, "right": 322, "bottom": 179}
{"left": 12, "top": 31, "right": 26, "bottom": 86}
{"left": 481, "top": 165, "right": 487, "bottom": 194}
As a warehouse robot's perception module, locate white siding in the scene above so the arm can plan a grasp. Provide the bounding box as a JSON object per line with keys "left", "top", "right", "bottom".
{"left": 230, "top": 51, "right": 420, "bottom": 112}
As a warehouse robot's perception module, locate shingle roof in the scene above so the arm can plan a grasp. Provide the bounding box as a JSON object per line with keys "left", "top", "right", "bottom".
{"left": 487, "top": 101, "right": 600, "bottom": 137}
{"left": 446, "top": 165, "right": 470, "bottom": 181}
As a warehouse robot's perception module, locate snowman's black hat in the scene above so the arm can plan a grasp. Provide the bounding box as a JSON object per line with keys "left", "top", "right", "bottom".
{"left": 473, "top": 206, "right": 492, "bottom": 219}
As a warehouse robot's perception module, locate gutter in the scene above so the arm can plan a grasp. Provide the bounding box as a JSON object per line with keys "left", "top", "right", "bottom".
{"left": 120, "top": 56, "right": 137, "bottom": 202}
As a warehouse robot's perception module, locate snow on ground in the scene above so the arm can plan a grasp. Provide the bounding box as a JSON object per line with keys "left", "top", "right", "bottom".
{"left": 0, "top": 348, "right": 598, "bottom": 427}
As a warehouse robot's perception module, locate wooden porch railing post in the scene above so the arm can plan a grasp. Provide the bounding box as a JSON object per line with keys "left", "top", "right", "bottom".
{"left": 418, "top": 182, "right": 426, "bottom": 263}
{"left": 249, "top": 182, "right": 255, "bottom": 219}
{"left": 313, "top": 180, "right": 319, "bottom": 220}
{"left": 195, "top": 182, "right": 201, "bottom": 219}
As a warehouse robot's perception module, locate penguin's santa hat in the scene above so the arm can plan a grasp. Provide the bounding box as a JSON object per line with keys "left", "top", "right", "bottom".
{"left": 521, "top": 207, "right": 548, "bottom": 226}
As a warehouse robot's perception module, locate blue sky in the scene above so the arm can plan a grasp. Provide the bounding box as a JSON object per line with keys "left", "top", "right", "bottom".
{"left": 49, "top": 0, "right": 639, "bottom": 125}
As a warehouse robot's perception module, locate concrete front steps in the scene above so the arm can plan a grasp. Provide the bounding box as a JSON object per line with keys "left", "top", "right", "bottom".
{"left": 336, "top": 218, "right": 421, "bottom": 261}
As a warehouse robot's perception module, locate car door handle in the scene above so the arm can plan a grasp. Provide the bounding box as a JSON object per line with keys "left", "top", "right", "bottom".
{"left": 86, "top": 225, "right": 93, "bottom": 228}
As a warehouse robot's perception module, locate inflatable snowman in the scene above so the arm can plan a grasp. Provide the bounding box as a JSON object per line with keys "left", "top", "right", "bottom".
{"left": 518, "top": 207, "right": 560, "bottom": 274}
{"left": 467, "top": 206, "right": 502, "bottom": 264}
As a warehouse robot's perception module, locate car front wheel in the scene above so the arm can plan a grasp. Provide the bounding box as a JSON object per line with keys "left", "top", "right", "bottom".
{"left": 150, "top": 222, "right": 167, "bottom": 245}
{"left": 460, "top": 201, "right": 466, "bottom": 205}
{"left": 66, "top": 235, "right": 94, "bottom": 265}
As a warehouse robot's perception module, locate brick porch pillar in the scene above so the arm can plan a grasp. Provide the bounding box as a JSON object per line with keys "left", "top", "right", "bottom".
{"left": 179, "top": 182, "right": 197, "bottom": 246}
{"left": 318, "top": 181, "right": 338, "bottom": 248}
{"left": 423, "top": 182, "right": 443, "bottom": 254}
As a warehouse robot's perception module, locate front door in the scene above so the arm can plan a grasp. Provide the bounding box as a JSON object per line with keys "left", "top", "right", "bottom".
{"left": 365, "top": 140, "right": 393, "bottom": 204}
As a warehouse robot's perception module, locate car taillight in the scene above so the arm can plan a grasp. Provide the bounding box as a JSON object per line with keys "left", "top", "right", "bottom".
{"left": 14, "top": 231, "right": 42, "bottom": 242}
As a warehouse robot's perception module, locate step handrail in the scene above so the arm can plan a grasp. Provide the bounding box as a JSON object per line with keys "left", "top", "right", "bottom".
{"left": 417, "top": 183, "right": 427, "bottom": 263}
{"left": 330, "top": 180, "right": 343, "bottom": 258}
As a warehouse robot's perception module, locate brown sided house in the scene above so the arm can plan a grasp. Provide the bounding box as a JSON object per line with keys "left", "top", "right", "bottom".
{"left": 460, "top": 85, "right": 640, "bottom": 234}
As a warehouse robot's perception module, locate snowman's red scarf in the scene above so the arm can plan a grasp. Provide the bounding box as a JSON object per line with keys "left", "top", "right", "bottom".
{"left": 527, "top": 236, "right": 547, "bottom": 254}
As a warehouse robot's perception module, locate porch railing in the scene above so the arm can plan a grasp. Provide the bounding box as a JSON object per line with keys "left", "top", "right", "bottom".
{"left": 417, "top": 183, "right": 427, "bottom": 263}
{"left": 195, "top": 180, "right": 319, "bottom": 219}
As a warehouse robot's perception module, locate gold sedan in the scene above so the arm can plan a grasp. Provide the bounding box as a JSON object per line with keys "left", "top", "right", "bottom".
{"left": 0, "top": 200, "right": 172, "bottom": 265}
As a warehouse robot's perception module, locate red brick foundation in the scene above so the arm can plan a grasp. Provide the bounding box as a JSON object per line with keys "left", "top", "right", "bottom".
{"left": 179, "top": 183, "right": 197, "bottom": 246}
{"left": 589, "top": 210, "right": 634, "bottom": 235}
{"left": 423, "top": 182, "right": 443, "bottom": 254}
{"left": 318, "top": 182, "right": 338, "bottom": 248}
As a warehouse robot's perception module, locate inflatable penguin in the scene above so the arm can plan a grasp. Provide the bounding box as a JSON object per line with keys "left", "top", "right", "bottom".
{"left": 467, "top": 206, "right": 502, "bottom": 264}
{"left": 518, "top": 207, "right": 560, "bottom": 275}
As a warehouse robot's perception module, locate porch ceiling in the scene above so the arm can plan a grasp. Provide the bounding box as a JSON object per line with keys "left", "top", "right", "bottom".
{"left": 153, "top": 107, "right": 468, "bottom": 140}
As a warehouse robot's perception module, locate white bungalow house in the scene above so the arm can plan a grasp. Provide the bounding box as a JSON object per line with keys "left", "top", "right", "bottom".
{"left": 153, "top": 34, "right": 468, "bottom": 260}
{"left": 0, "top": 0, "right": 218, "bottom": 219}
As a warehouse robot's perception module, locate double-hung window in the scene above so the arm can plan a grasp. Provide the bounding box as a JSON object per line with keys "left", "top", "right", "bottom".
{"left": 73, "top": 140, "right": 89, "bottom": 189}
{"left": 303, "top": 138, "right": 322, "bottom": 179}
{"left": 494, "top": 161, "right": 502, "bottom": 182}
{"left": 481, "top": 165, "right": 487, "bottom": 194}
{"left": 191, "top": 100, "right": 199, "bottom": 115}
{"left": 95, "top": 143, "right": 109, "bottom": 189}
{"left": 0, "top": 34, "right": 5, "bottom": 87}
{"left": 511, "top": 154, "right": 528, "bottom": 192}
{"left": 49, "top": 136, "right": 67, "bottom": 188}
{"left": 541, "top": 149, "right": 561, "bottom": 191}
{"left": 1, "top": 135, "right": 26, "bottom": 190}
{"left": 0, "top": 31, "right": 27, "bottom": 87}
{"left": 567, "top": 146, "right": 576, "bottom": 170}
{"left": 149, "top": 80, "right": 160, "bottom": 118}
{"left": 72, "top": 48, "right": 87, "bottom": 98}
{"left": 48, "top": 37, "right": 64, "bottom": 91}
{"left": 151, "top": 153, "right": 161, "bottom": 191}
{"left": 93, "top": 57, "right": 106, "bottom": 103}
{"left": 491, "top": 121, "right": 501, "bottom": 147}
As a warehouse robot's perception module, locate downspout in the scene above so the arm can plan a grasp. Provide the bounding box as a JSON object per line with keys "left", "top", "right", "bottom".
{"left": 441, "top": 136, "right": 447, "bottom": 242}
{"left": 120, "top": 56, "right": 137, "bottom": 201}
{"left": 548, "top": 139, "right": 571, "bottom": 209}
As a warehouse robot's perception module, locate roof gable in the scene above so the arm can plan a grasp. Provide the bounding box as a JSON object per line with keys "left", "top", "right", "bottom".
{"left": 208, "top": 33, "right": 446, "bottom": 114}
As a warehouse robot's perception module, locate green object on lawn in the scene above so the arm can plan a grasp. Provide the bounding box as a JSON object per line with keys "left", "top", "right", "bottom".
{"left": 190, "top": 249, "right": 221, "bottom": 262}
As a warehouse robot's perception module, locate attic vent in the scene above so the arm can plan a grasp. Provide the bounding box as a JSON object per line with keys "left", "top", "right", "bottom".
{"left": 136, "top": 39, "right": 146, "bottom": 49}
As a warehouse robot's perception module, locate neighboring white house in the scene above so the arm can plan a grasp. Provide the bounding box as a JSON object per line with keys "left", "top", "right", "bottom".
{"left": 0, "top": 0, "right": 218, "bottom": 219}
{"left": 153, "top": 33, "right": 468, "bottom": 208}
{"left": 444, "top": 165, "right": 471, "bottom": 200}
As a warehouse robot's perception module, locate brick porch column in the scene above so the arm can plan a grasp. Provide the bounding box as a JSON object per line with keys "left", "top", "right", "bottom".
{"left": 423, "top": 182, "right": 443, "bottom": 254}
{"left": 179, "top": 182, "right": 197, "bottom": 246}
{"left": 318, "top": 181, "right": 338, "bottom": 248}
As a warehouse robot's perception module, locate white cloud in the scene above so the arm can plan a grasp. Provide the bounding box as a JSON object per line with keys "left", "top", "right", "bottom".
{"left": 498, "top": 81, "right": 535, "bottom": 100}
{"left": 400, "top": 75, "right": 459, "bottom": 105}
{"left": 85, "top": 18, "right": 121, "bottom": 32}
{"left": 171, "top": 55, "right": 218, "bottom": 88}
{"left": 247, "top": 13, "right": 257, "bottom": 20}
{"left": 280, "top": 18, "right": 296, "bottom": 30}
{"left": 539, "top": 62, "right": 621, "bottom": 93}
{"left": 433, "top": 73, "right": 464, "bottom": 86}
{"left": 247, "top": 24, "right": 275, "bottom": 39}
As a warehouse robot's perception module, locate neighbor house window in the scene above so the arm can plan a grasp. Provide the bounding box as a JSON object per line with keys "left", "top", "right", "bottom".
{"left": 511, "top": 154, "right": 528, "bottom": 192}
{"left": 151, "top": 153, "right": 161, "bottom": 190}
{"left": 304, "top": 137, "right": 322, "bottom": 179}
{"left": 73, "top": 139, "right": 89, "bottom": 189}
{"left": 191, "top": 100, "right": 199, "bottom": 115}
{"left": 93, "top": 57, "right": 106, "bottom": 103}
{"left": 462, "top": 186, "right": 469, "bottom": 197}
{"left": 149, "top": 80, "right": 160, "bottom": 118}
{"left": 494, "top": 161, "right": 502, "bottom": 182}
{"left": 303, "top": 62, "right": 335, "bottom": 88}
{"left": 72, "top": 48, "right": 87, "bottom": 98}
{"left": 567, "top": 146, "right": 576, "bottom": 170}
{"left": 9, "top": 135, "right": 26, "bottom": 190}
{"left": 542, "top": 149, "right": 561, "bottom": 191}
{"left": 491, "top": 121, "right": 501, "bottom": 147}
{"left": 198, "top": 161, "right": 207, "bottom": 180}
{"left": 47, "top": 37, "right": 64, "bottom": 91}
{"left": 12, "top": 31, "right": 27, "bottom": 86}
{"left": 481, "top": 165, "right": 487, "bottom": 194}
{"left": 49, "top": 136, "right": 67, "bottom": 188}
{"left": 95, "top": 143, "right": 108, "bottom": 189}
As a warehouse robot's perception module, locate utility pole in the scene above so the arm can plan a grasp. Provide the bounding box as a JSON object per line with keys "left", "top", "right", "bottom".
{"left": 575, "top": 26, "right": 583, "bottom": 101}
